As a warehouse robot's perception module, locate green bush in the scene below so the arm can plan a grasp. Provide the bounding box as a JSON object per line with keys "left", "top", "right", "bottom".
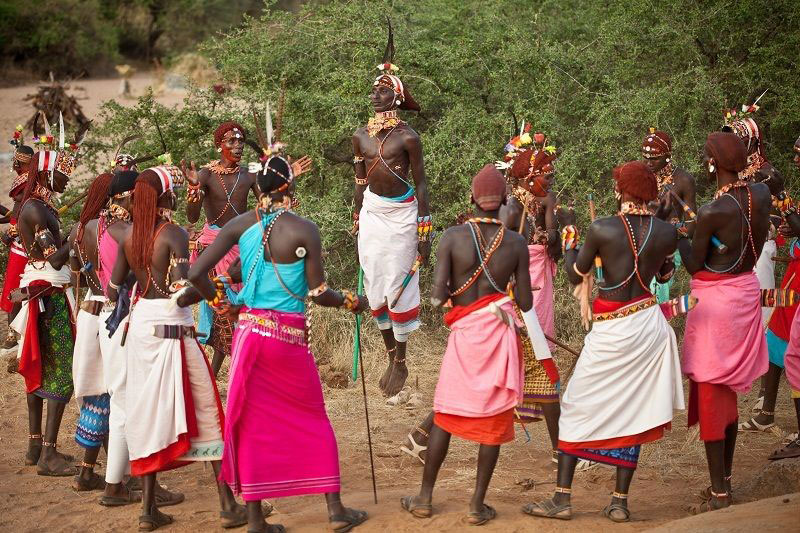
{"left": 77, "top": 0, "right": 800, "bottom": 340}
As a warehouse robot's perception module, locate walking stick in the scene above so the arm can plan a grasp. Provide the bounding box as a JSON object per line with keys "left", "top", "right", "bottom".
{"left": 665, "top": 188, "right": 728, "bottom": 253}
{"left": 389, "top": 255, "right": 422, "bottom": 308}
{"left": 58, "top": 191, "right": 88, "bottom": 215}
{"left": 588, "top": 194, "right": 603, "bottom": 281}
{"left": 352, "top": 268, "right": 364, "bottom": 382}
{"left": 353, "top": 267, "right": 378, "bottom": 504}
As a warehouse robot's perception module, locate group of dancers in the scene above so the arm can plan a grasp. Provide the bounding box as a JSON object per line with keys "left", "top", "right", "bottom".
{"left": 3, "top": 38, "right": 800, "bottom": 532}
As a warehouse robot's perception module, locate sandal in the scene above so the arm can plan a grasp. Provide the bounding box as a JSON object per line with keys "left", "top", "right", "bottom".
{"left": 154, "top": 484, "right": 185, "bottom": 507}
{"left": 73, "top": 470, "right": 106, "bottom": 491}
{"left": 400, "top": 430, "right": 428, "bottom": 465}
{"left": 221, "top": 505, "right": 248, "bottom": 529}
{"left": 99, "top": 486, "right": 143, "bottom": 506}
{"left": 768, "top": 437, "right": 800, "bottom": 460}
{"left": 37, "top": 443, "right": 78, "bottom": 477}
{"left": 522, "top": 498, "right": 572, "bottom": 520}
{"left": 139, "top": 507, "right": 174, "bottom": 531}
{"left": 400, "top": 495, "right": 433, "bottom": 518}
{"left": 738, "top": 414, "right": 776, "bottom": 433}
{"left": 248, "top": 523, "right": 285, "bottom": 533}
{"left": 467, "top": 504, "right": 497, "bottom": 526}
{"left": 688, "top": 491, "right": 730, "bottom": 515}
{"left": 329, "top": 507, "right": 368, "bottom": 532}
{"left": 698, "top": 477, "right": 733, "bottom": 501}
{"left": 751, "top": 394, "right": 764, "bottom": 413}
{"left": 603, "top": 493, "right": 630, "bottom": 523}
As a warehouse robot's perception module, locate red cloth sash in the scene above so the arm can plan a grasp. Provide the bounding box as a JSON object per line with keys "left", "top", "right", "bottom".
{"left": 443, "top": 293, "right": 507, "bottom": 328}
{"left": 592, "top": 293, "right": 652, "bottom": 314}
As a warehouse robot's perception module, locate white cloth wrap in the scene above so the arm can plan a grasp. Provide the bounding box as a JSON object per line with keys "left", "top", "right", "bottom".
{"left": 72, "top": 291, "right": 107, "bottom": 400}
{"left": 99, "top": 306, "right": 130, "bottom": 484}
{"left": 125, "top": 298, "right": 222, "bottom": 462}
{"left": 358, "top": 187, "right": 420, "bottom": 321}
{"left": 559, "top": 304, "right": 684, "bottom": 443}
{"left": 520, "top": 306, "right": 552, "bottom": 361}
{"left": 11, "top": 261, "right": 74, "bottom": 359}
{"left": 755, "top": 238, "right": 776, "bottom": 327}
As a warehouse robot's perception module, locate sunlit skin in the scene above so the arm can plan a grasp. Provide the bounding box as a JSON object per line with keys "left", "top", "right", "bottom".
{"left": 677, "top": 142, "right": 772, "bottom": 512}
{"left": 642, "top": 152, "right": 697, "bottom": 225}
{"left": 352, "top": 82, "right": 432, "bottom": 398}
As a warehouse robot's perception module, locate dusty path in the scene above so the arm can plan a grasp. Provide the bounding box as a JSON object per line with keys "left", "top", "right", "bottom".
{"left": 0, "top": 76, "right": 797, "bottom": 531}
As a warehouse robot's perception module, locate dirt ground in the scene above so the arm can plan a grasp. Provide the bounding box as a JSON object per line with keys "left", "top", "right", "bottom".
{"left": 0, "top": 75, "right": 798, "bottom": 532}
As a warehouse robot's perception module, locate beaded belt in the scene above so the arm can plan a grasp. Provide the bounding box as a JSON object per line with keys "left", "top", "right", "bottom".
{"left": 238, "top": 312, "right": 307, "bottom": 346}
{"left": 592, "top": 296, "right": 657, "bottom": 322}
{"left": 80, "top": 300, "right": 104, "bottom": 316}
{"left": 152, "top": 324, "right": 198, "bottom": 339}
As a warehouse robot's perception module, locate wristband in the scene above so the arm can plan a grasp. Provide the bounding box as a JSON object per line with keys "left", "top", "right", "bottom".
{"left": 417, "top": 215, "right": 432, "bottom": 242}
{"left": 561, "top": 225, "right": 579, "bottom": 253}
{"left": 340, "top": 289, "right": 360, "bottom": 312}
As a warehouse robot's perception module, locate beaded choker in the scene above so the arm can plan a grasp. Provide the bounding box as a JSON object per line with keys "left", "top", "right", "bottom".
{"left": 466, "top": 217, "right": 504, "bottom": 225}
{"left": 714, "top": 180, "right": 749, "bottom": 200}
{"left": 366, "top": 110, "right": 404, "bottom": 137}
{"left": 29, "top": 183, "right": 58, "bottom": 217}
{"left": 203, "top": 160, "right": 240, "bottom": 175}
{"left": 620, "top": 202, "right": 652, "bottom": 216}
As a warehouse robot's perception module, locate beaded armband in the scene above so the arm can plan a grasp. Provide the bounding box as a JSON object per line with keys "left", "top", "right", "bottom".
{"left": 674, "top": 222, "right": 690, "bottom": 239}
{"left": 168, "top": 279, "right": 192, "bottom": 293}
{"left": 656, "top": 253, "right": 676, "bottom": 283}
{"left": 354, "top": 175, "right": 368, "bottom": 186}
{"left": 34, "top": 227, "right": 57, "bottom": 259}
{"left": 561, "top": 225, "right": 579, "bottom": 253}
{"left": 308, "top": 282, "right": 328, "bottom": 298}
{"left": 774, "top": 195, "right": 797, "bottom": 219}
{"left": 417, "top": 215, "right": 433, "bottom": 242}
{"left": 187, "top": 181, "right": 205, "bottom": 203}
{"left": 340, "top": 289, "right": 360, "bottom": 313}
{"left": 207, "top": 276, "right": 232, "bottom": 315}
{"left": 353, "top": 156, "right": 364, "bottom": 164}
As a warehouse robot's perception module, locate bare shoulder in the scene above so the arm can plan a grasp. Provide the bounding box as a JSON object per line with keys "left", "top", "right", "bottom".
{"left": 19, "top": 199, "right": 47, "bottom": 225}
{"left": 673, "top": 166, "right": 696, "bottom": 187}
{"left": 590, "top": 215, "right": 619, "bottom": 238}
{"left": 749, "top": 181, "right": 772, "bottom": 205}
{"left": 398, "top": 124, "right": 421, "bottom": 142}
{"left": 505, "top": 227, "right": 527, "bottom": 249}
{"left": 286, "top": 211, "right": 320, "bottom": 234}
{"left": 652, "top": 217, "right": 678, "bottom": 239}
{"left": 197, "top": 166, "right": 211, "bottom": 182}
{"left": 162, "top": 223, "right": 189, "bottom": 241}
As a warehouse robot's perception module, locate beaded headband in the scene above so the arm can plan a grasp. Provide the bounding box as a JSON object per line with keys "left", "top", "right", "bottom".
{"left": 642, "top": 128, "right": 671, "bottom": 158}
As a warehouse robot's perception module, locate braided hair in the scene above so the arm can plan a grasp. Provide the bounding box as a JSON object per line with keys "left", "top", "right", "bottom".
{"left": 75, "top": 173, "right": 113, "bottom": 244}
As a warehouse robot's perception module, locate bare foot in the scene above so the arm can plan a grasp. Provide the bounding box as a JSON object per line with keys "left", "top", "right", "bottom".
{"left": 384, "top": 363, "right": 408, "bottom": 398}
{"left": 378, "top": 360, "right": 394, "bottom": 393}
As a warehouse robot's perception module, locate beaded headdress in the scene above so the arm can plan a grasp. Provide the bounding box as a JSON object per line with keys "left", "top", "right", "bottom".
{"left": 30, "top": 111, "right": 88, "bottom": 187}
{"left": 722, "top": 90, "right": 768, "bottom": 156}
{"left": 146, "top": 165, "right": 184, "bottom": 196}
{"left": 642, "top": 127, "right": 672, "bottom": 159}
{"left": 371, "top": 19, "right": 420, "bottom": 112}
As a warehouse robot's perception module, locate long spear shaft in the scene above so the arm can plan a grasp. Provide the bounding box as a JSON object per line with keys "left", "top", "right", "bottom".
{"left": 354, "top": 268, "right": 378, "bottom": 504}
{"left": 352, "top": 268, "right": 364, "bottom": 381}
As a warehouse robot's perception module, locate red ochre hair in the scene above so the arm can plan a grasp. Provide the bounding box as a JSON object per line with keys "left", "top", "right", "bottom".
{"left": 214, "top": 121, "right": 245, "bottom": 147}
{"left": 130, "top": 170, "right": 163, "bottom": 270}
{"left": 613, "top": 160, "right": 658, "bottom": 203}
{"left": 76, "top": 172, "right": 113, "bottom": 244}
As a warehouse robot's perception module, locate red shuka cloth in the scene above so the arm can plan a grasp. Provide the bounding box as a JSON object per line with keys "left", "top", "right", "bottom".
{"left": 687, "top": 380, "right": 738, "bottom": 441}
{"left": 435, "top": 408, "right": 515, "bottom": 446}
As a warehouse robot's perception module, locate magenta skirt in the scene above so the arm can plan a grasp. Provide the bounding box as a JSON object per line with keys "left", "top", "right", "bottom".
{"left": 219, "top": 307, "right": 340, "bottom": 500}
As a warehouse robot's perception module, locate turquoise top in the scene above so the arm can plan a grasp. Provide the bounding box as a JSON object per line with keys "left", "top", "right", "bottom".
{"left": 231, "top": 210, "right": 307, "bottom": 313}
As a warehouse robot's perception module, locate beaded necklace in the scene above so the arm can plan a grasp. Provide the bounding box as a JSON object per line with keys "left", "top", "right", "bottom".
{"left": 203, "top": 159, "right": 240, "bottom": 175}
{"left": 714, "top": 180, "right": 749, "bottom": 200}
{"left": 599, "top": 214, "right": 653, "bottom": 293}
{"left": 207, "top": 171, "right": 243, "bottom": 227}
{"left": 705, "top": 185, "right": 757, "bottom": 274}
{"left": 366, "top": 110, "right": 404, "bottom": 137}
{"left": 740, "top": 153, "right": 765, "bottom": 180}
{"left": 620, "top": 202, "right": 652, "bottom": 216}
{"left": 655, "top": 163, "right": 674, "bottom": 194}
{"left": 450, "top": 219, "right": 504, "bottom": 297}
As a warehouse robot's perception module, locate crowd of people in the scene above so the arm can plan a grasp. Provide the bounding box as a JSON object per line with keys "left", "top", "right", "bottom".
{"left": 1, "top": 45, "right": 800, "bottom": 532}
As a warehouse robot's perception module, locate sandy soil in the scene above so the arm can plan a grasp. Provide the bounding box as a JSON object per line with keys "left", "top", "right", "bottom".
{"left": 0, "top": 76, "right": 797, "bottom": 532}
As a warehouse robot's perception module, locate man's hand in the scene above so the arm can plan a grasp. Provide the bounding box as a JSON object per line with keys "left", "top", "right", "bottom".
{"left": 653, "top": 193, "right": 673, "bottom": 221}
{"left": 290, "top": 156, "right": 313, "bottom": 178}
{"left": 757, "top": 166, "right": 785, "bottom": 198}
{"left": 418, "top": 240, "right": 432, "bottom": 267}
{"left": 355, "top": 295, "right": 370, "bottom": 314}
{"left": 180, "top": 159, "right": 200, "bottom": 186}
{"left": 555, "top": 200, "right": 576, "bottom": 227}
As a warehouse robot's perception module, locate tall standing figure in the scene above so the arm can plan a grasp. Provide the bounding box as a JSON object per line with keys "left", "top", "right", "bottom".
{"left": 1, "top": 130, "right": 33, "bottom": 351}
{"left": 680, "top": 132, "right": 770, "bottom": 513}
{"left": 523, "top": 161, "right": 684, "bottom": 523}
{"left": 640, "top": 128, "right": 697, "bottom": 302}
{"left": 108, "top": 166, "right": 247, "bottom": 531}
{"left": 190, "top": 155, "right": 368, "bottom": 533}
{"left": 12, "top": 139, "right": 81, "bottom": 477}
{"left": 186, "top": 122, "right": 311, "bottom": 376}
{"left": 352, "top": 24, "right": 431, "bottom": 397}
{"left": 401, "top": 165, "right": 531, "bottom": 526}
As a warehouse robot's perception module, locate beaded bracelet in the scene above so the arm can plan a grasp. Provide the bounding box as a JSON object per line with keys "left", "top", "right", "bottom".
{"left": 561, "top": 225, "right": 579, "bottom": 253}
{"left": 775, "top": 195, "right": 797, "bottom": 219}
{"left": 308, "top": 282, "right": 328, "bottom": 298}
{"left": 340, "top": 289, "right": 360, "bottom": 313}
{"left": 354, "top": 176, "right": 368, "bottom": 186}
{"left": 187, "top": 181, "right": 205, "bottom": 203}
{"left": 417, "top": 215, "right": 433, "bottom": 242}
{"left": 207, "top": 276, "right": 232, "bottom": 314}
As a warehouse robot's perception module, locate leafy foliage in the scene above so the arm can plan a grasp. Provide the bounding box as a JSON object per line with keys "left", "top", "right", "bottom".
{"left": 81, "top": 0, "right": 800, "bottom": 327}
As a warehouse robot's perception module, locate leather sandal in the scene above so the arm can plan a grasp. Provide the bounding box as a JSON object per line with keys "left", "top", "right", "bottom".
{"left": 400, "top": 495, "right": 432, "bottom": 518}
{"left": 522, "top": 498, "right": 572, "bottom": 520}
{"left": 329, "top": 508, "right": 368, "bottom": 532}
{"left": 467, "top": 504, "right": 497, "bottom": 526}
